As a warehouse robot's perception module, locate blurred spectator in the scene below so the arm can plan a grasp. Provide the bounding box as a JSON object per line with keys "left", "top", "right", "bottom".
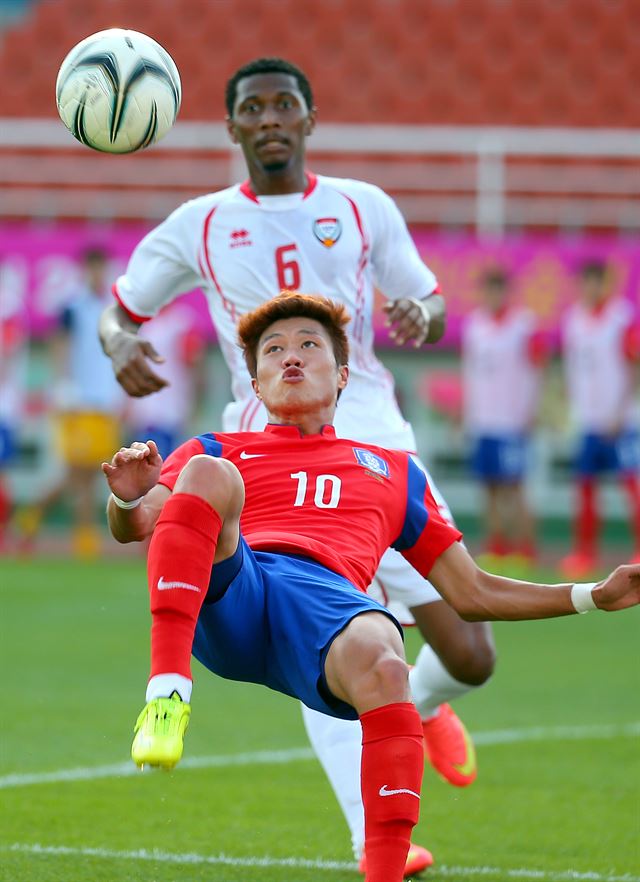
{"left": 0, "top": 265, "right": 29, "bottom": 549}
{"left": 559, "top": 260, "right": 640, "bottom": 578}
{"left": 461, "top": 267, "right": 548, "bottom": 564}
{"left": 125, "top": 301, "right": 206, "bottom": 460}
{"left": 17, "top": 247, "right": 125, "bottom": 557}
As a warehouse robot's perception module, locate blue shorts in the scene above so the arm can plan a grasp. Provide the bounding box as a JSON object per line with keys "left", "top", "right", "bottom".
{"left": 192, "top": 538, "right": 402, "bottom": 720}
{"left": 132, "top": 425, "right": 181, "bottom": 461}
{"left": 576, "top": 430, "right": 640, "bottom": 477}
{"left": 470, "top": 434, "right": 529, "bottom": 482}
{"left": 0, "top": 423, "right": 16, "bottom": 467}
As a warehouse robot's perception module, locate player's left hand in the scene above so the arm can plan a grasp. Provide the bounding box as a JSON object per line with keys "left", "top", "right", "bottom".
{"left": 592, "top": 564, "right": 640, "bottom": 611}
{"left": 383, "top": 298, "right": 431, "bottom": 348}
{"left": 101, "top": 440, "right": 163, "bottom": 501}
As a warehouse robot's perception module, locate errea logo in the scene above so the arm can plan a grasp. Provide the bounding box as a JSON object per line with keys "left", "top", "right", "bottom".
{"left": 230, "top": 229, "right": 252, "bottom": 248}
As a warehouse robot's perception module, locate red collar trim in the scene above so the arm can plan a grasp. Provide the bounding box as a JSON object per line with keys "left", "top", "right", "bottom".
{"left": 264, "top": 423, "right": 336, "bottom": 438}
{"left": 239, "top": 171, "right": 317, "bottom": 202}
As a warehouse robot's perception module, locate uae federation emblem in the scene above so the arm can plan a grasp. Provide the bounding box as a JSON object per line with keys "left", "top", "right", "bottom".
{"left": 313, "top": 217, "right": 342, "bottom": 247}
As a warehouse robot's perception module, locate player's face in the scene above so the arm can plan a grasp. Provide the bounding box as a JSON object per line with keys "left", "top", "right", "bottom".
{"left": 482, "top": 279, "right": 509, "bottom": 314}
{"left": 227, "top": 73, "right": 315, "bottom": 174}
{"left": 579, "top": 272, "right": 608, "bottom": 307}
{"left": 252, "top": 317, "right": 348, "bottom": 423}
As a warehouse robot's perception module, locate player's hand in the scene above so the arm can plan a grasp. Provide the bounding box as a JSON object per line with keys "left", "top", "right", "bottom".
{"left": 110, "top": 332, "right": 168, "bottom": 397}
{"left": 101, "top": 440, "right": 163, "bottom": 501}
{"left": 592, "top": 564, "right": 640, "bottom": 612}
{"left": 382, "top": 298, "right": 431, "bottom": 348}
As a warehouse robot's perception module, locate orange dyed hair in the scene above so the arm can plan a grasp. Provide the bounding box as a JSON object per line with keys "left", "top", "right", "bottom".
{"left": 237, "top": 291, "right": 350, "bottom": 378}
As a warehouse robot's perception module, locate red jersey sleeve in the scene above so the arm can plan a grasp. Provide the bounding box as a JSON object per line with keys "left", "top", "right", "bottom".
{"left": 392, "top": 458, "right": 462, "bottom": 577}
{"left": 623, "top": 321, "right": 640, "bottom": 363}
{"left": 158, "top": 437, "right": 206, "bottom": 490}
{"left": 527, "top": 329, "right": 551, "bottom": 366}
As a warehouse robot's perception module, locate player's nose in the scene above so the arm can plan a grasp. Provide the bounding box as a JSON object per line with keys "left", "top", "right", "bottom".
{"left": 258, "top": 103, "right": 282, "bottom": 127}
{"left": 282, "top": 350, "right": 303, "bottom": 366}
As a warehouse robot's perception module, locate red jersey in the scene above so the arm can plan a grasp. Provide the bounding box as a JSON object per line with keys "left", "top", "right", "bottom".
{"left": 159, "top": 424, "right": 462, "bottom": 592}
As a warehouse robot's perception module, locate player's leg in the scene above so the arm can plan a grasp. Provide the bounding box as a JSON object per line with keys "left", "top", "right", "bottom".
{"left": 615, "top": 430, "right": 640, "bottom": 561}
{"left": 324, "top": 611, "right": 423, "bottom": 882}
{"left": 507, "top": 479, "right": 537, "bottom": 561}
{"left": 561, "top": 433, "right": 600, "bottom": 577}
{"left": 132, "top": 454, "right": 244, "bottom": 768}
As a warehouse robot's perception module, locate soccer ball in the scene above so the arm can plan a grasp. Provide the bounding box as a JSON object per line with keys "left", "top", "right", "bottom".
{"left": 55, "top": 28, "right": 181, "bottom": 154}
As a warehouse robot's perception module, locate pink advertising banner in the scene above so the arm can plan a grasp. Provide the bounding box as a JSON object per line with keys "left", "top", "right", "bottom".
{"left": 1, "top": 223, "right": 638, "bottom": 344}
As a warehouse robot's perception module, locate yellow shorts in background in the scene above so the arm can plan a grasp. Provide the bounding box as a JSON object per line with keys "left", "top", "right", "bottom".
{"left": 56, "top": 411, "right": 122, "bottom": 467}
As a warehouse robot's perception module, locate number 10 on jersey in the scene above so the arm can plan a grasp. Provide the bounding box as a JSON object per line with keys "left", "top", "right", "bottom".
{"left": 291, "top": 471, "right": 341, "bottom": 508}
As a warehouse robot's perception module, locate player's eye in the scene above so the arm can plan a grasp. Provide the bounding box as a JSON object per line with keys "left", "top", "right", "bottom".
{"left": 242, "top": 100, "right": 260, "bottom": 113}
{"left": 265, "top": 344, "right": 282, "bottom": 353}
{"left": 279, "top": 96, "right": 294, "bottom": 109}
{"left": 301, "top": 340, "right": 318, "bottom": 348}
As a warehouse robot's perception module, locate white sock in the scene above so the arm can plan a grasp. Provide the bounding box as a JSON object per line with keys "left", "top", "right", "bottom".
{"left": 301, "top": 703, "right": 364, "bottom": 860}
{"left": 409, "top": 644, "right": 477, "bottom": 720}
{"left": 146, "top": 673, "right": 192, "bottom": 703}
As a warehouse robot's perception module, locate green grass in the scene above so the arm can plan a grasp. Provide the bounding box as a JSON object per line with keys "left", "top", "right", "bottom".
{"left": 1, "top": 557, "right": 639, "bottom": 882}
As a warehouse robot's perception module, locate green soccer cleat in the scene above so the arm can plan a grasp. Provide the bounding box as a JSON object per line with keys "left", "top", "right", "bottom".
{"left": 131, "top": 692, "right": 191, "bottom": 770}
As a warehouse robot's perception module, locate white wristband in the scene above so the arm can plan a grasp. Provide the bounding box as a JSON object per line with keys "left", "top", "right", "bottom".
{"left": 571, "top": 582, "right": 598, "bottom": 614}
{"left": 111, "top": 493, "right": 143, "bottom": 510}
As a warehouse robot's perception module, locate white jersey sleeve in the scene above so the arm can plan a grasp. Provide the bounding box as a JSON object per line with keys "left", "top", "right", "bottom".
{"left": 114, "top": 194, "right": 226, "bottom": 320}
{"left": 363, "top": 183, "right": 438, "bottom": 301}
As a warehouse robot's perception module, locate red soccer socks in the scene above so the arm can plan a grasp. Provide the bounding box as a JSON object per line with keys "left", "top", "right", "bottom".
{"left": 360, "top": 702, "right": 424, "bottom": 882}
{"left": 147, "top": 492, "right": 221, "bottom": 680}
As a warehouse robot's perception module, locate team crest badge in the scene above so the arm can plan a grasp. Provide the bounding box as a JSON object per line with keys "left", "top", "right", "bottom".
{"left": 353, "top": 448, "right": 390, "bottom": 478}
{"left": 313, "top": 217, "right": 342, "bottom": 247}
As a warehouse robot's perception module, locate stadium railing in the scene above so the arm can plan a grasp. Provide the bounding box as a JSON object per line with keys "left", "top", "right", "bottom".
{"left": 1, "top": 120, "right": 639, "bottom": 231}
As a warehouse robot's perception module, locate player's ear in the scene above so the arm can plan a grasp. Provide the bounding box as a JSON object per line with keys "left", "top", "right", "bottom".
{"left": 338, "top": 364, "right": 349, "bottom": 391}
{"left": 304, "top": 106, "right": 317, "bottom": 137}
{"left": 251, "top": 377, "right": 262, "bottom": 399}
{"left": 226, "top": 116, "right": 238, "bottom": 145}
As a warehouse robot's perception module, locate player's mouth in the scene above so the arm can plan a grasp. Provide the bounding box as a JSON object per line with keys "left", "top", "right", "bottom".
{"left": 282, "top": 367, "right": 304, "bottom": 382}
{"left": 255, "top": 135, "right": 289, "bottom": 153}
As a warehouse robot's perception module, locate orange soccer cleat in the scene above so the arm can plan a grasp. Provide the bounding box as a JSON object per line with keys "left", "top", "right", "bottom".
{"left": 422, "top": 703, "right": 477, "bottom": 787}
{"left": 359, "top": 842, "right": 434, "bottom": 878}
{"left": 558, "top": 551, "right": 600, "bottom": 580}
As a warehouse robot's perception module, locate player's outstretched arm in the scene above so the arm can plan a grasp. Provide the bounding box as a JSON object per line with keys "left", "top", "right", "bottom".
{"left": 428, "top": 542, "right": 640, "bottom": 621}
{"left": 99, "top": 303, "right": 168, "bottom": 397}
{"left": 102, "top": 440, "right": 170, "bottom": 543}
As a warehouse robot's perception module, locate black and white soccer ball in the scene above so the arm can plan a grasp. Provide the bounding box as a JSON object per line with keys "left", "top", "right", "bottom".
{"left": 55, "top": 28, "right": 181, "bottom": 154}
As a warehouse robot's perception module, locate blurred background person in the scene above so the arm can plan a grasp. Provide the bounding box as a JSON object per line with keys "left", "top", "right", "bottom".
{"left": 461, "top": 266, "right": 548, "bottom": 568}
{"left": 559, "top": 259, "right": 640, "bottom": 578}
{"left": 125, "top": 301, "right": 207, "bottom": 460}
{"left": 0, "top": 263, "right": 29, "bottom": 551}
{"left": 17, "top": 246, "right": 125, "bottom": 557}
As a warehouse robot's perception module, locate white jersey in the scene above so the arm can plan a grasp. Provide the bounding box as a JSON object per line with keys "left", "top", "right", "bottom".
{"left": 461, "top": 306, "right": 541, "bottom": 434}
{"left": 62, "top": 287, "right": 124, "bottom": 413}
{"left": 126, "top": 304, "right": 199, "bottom": 430}
{"left": 563, "top": 297, "right": 639, "bottom": 433}
{"left": 115, "top": 173, "right": 438, "bottom": 451}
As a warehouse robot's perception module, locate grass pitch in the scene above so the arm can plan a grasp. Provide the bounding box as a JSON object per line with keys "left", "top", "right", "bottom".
{"left": 0, "top": 556, "right": 638, "bottom": 882}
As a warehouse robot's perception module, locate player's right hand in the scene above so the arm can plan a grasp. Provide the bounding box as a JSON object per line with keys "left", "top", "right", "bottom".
{"left": 593, "top": 564, "right": 640, "bottom": 612}
{"left": 110, "top": 333, "right": 168, "bottom": 397}
{"left": 102, "top": 440, "right": 163, "bottom": 500}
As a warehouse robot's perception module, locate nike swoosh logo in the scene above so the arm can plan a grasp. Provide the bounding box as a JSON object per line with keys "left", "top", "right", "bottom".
{"left": 239, "top": 451, "right": 266, "bottom": 459}
{"left": 452, "top": 727, "right": 477, "bottom": 777}
{"left": 378, "top": 784, "right": 421, "bottom": 799}
{"left": 157, "top": 576, "right": 201, "bottom": 592}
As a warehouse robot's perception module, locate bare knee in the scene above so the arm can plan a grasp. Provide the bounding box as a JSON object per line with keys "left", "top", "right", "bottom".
{"left": 445, "top": 628, "right": 496, "bottom": 685}
{"left": 367, "top": 652, "right": 411, "bottom": 700}
{"left": 174, "top": 455, "right": 245, "bottom": 518}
